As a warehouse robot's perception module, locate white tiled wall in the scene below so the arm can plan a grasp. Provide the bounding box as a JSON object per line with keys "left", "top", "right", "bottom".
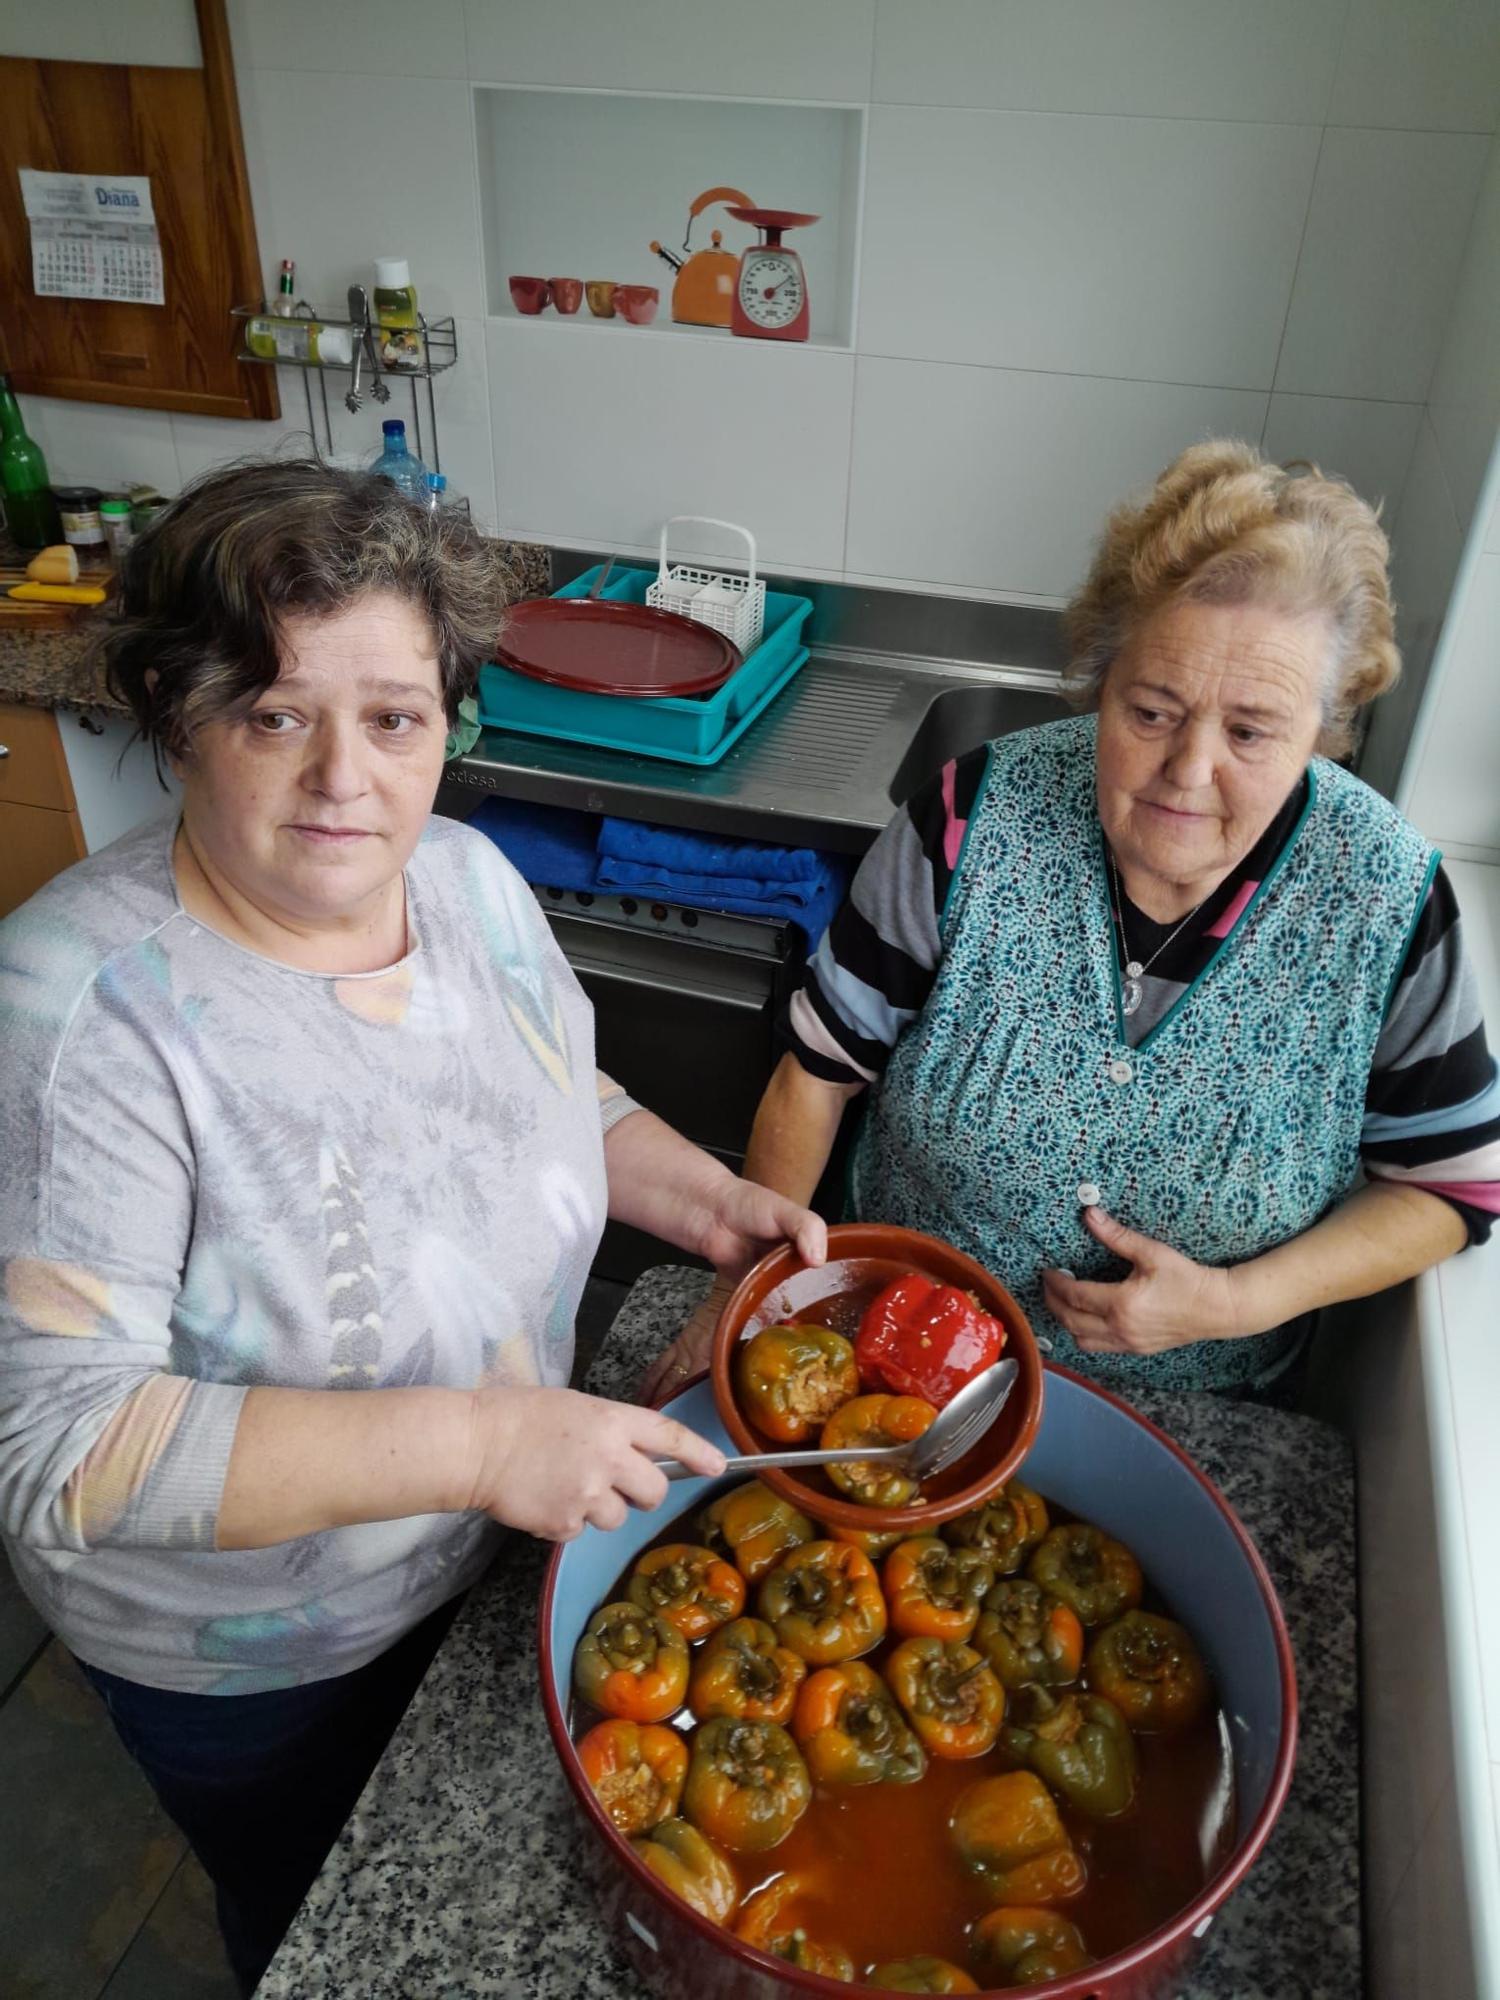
{"left": 872, "top": 0, "right": 1350, "bottom": 123}
{"left": 1359, "top": 421, "right": 1468, "bottom": 800}
{"left": 1377, "top": 129, "right": 1500, "bottom": 841}
{"left": 485, "top": 320, "right": 856, "bottom": 573}
{"left": 1328, "top": 0, "right": 1500, "bottom": 131}
{"left": 845, "top": 360, "right": 1266, "bottom": 599}
{"left": 0, "top": 0, "right": 198, "bottom": 66}
{"left": 859, "top": 109, "right": 1320, "bottom": 386}
{"left": 1403, "top": 538, "right": 1500, "bottom": 855}
{"left": 1274, "top": 127, "right": 1490, "bottom": 403}
{"left": 3, "top": 0, "right": 1497, "bottom": 624}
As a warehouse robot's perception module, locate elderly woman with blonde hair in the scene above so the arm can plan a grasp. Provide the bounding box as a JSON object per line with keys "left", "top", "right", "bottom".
{"left": 648, "top": 440, "right": 1497, "bottom": 1405}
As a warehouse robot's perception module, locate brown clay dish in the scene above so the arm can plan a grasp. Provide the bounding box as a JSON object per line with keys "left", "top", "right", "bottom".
{"left": 710, "top": 1222, "right": 1044, "bottom": 1533}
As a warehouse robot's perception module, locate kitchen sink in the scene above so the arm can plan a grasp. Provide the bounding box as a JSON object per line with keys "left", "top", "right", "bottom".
{"left": 889, "top": 682, "right": 1070, "bottom": 804}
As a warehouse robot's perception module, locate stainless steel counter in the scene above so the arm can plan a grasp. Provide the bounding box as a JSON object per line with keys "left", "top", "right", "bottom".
{"left": 440, "top": 649, "right": 1067, "bottom": 854}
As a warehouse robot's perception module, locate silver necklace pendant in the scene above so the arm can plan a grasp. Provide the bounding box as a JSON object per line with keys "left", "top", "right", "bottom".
{"left": 1121, "top": 961, "right": 1144, "bottom": 1017}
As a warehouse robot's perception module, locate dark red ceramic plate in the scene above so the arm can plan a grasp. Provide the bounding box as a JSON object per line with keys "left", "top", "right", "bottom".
{"left": 495, "top": 598, "right": 742, "bottom": 697}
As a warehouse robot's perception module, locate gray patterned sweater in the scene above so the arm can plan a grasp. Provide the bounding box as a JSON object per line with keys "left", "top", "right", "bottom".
{"left": 0, "top": 813, "right": 627, "bottom": 1692}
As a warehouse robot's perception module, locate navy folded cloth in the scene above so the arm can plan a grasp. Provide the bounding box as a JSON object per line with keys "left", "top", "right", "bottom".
{"left": 469, "top": 796, "right": 601, "bottom": 894}
{"left": 597, "top": 817, "right": 849, "bottom": 944}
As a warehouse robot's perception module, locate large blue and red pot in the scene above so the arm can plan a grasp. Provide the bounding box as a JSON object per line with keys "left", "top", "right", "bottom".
{"left": 539, "top": 1365, "right": 1296, "bottom": 1999}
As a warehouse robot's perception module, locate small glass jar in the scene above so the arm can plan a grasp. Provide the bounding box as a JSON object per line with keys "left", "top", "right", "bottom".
{"left": 51, "top": 484, "right": 106, "bottom": 552}
{"left": 99, "top": 497, "right": 135, "bottom": 562}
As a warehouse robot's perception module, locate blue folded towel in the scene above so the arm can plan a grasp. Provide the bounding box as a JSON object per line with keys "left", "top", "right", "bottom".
{"left": 597, "top": 817, "right": 849, "bottom": 944}
{"left": 598, "top": 818, "right": 828, "bottom": 885}
{"left": 467, "top": 801, "right": 849, "bottom": 947}
{"left": 469, "top": 797, "right": 601, "bottom": 894}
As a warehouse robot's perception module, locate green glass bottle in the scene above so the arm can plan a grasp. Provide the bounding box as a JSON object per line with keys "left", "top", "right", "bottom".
{"left": 0, "top": 373, "right": 60, "bottom": 550}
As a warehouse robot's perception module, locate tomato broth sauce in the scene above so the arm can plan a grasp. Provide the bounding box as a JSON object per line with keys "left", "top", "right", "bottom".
{"left": 572, "top": 1498, "right": 1235, "bottom": 1982}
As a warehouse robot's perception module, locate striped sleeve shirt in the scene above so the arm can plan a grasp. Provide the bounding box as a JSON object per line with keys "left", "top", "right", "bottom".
{"left": 783, "top": 746, "right": 1498, "bottom": 1245}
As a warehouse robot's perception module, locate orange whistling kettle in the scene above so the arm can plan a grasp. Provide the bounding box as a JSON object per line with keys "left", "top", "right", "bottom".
{"left": 650, "top": 185, "right": 753, "bottom": 329}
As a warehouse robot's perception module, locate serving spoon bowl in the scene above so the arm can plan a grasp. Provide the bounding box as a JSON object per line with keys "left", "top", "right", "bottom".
{"left": 652, "top": 1356, "right": 1019, "bottom": 1483}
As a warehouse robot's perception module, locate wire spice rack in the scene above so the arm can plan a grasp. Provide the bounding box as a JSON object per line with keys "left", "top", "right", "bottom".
{"left": 230, "top": 305, "right": 458, "bottom": 473}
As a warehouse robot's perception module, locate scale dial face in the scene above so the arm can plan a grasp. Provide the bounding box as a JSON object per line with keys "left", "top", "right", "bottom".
{"left": 738, "top": 249, "right": 805, "bottom": 329}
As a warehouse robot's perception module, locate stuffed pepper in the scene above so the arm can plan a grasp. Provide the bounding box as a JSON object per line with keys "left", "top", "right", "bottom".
{"left": 1086, "top": 1610, "right": 1210, "bottom": 1731}
{"left": 630, "top": 1817, "right": 739, "bottom": 1925}
{"left": 974, "top": 1579, "right": 1085, "bottom": 1692}
{"left": 970, "top": 1907, "right": 1092, "bottom": 1985}
{"left": 683, "top": 1716, "right": 812, "bottom": 1854}
{"left": 855, "top": 1273, "right": 1006, "bottom": 1408}
{"left": 884, "top": 1535, "right": 995, "bottom": 1642}
{"left": 791, "top": 1659, "right": 927, "bottom": 1787}
{"left": 698, "top": 1480, "right": 815, "bottom": 1584}
{"left": 734, "top": 1875, "right": 855, "bottom": 1979}
{"left": 820, "top": 1518, "right": 905, "bottom": 1563}
{"left": 868, "top": 1958, "right": 978, "bottom": 1994}
{"left": 1027, "top": 1522, "right": 1143, "bottom": 1627}
{"left": 577, "top": 1718, "right": 688, "bottom": 1837}
{"left": 574, "top": 1602, "right": 690, "bottom": 1723}
{"left": 627, "top": 1542, "right": 745, "bottom": 1643}
{"left": 758, "top": 1540, "right": 888, "bottom": 1666}
{"left": 884, "top": 1635, "right": 1006, "bottom": 1759}
{"left": 689, "top": 1616, "right": 807, "bottom": 1726}
{"left": 1001, "top": 1685, "right": 1138, "bottom": 1818}
{"left": 735, "top": 1323, "right": 860, "bottom": 1443}
{"left": 943, "top": 1482, "right": 1050, "bottom": 1576}
{"left": 821, "top": 1394, "right": 937, "bottom": 1510}
{"left": 949, "top": 1770, "right": 1087, "bottom": 1905}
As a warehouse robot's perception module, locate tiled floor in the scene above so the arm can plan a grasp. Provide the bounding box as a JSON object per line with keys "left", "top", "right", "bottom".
{"left": 0, "top": 1274, "right": 629, "bottom": 1998}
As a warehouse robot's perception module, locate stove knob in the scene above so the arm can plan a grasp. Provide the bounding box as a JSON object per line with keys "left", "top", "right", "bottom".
{"left": 620, "top": 897, "right": 638, "bottom": 916}
{"left": 651, "top": 904, "right": 668, "bottom": 922}
{"left": 577, "top": 891, "right": 594, "bottom": 907}
{"left": 681, "top": 910, "right": 699, "bottom": 928}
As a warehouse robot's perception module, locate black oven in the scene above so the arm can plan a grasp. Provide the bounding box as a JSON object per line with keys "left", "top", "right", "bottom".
{"left": 534, "top": 886, "right": 808, "bottom": 1280}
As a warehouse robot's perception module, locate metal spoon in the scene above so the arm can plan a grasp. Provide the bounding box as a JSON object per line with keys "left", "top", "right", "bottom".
{"left": 652, "top": 1356, "right": 1020, "bottom": 1484}
{"left": 344, "top": 285, "right": 366, "bottom": 413}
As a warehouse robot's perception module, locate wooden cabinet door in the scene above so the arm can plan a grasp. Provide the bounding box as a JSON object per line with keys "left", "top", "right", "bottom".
{"left": 0, "top": 800, "right": 86, "bottom": 918}
{"left": 0, "top": 0, "right": 276, "bottom": 421}
{"left": 0, "top": 702, "right": 77, "bottom": 812}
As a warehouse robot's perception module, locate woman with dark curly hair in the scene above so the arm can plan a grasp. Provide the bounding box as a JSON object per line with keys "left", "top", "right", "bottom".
{"left": 0, "top": 460, "right": 823, "bottom": 1991}
{"left": 647, "top": 439, "right": 1496, "bottom": 1406}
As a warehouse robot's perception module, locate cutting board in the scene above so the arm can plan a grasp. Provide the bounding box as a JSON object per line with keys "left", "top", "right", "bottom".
{"left": 0, "top": 561, "right": 115, "bottom": 628}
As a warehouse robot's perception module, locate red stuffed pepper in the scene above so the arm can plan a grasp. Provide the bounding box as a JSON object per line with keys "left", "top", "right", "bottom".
{"left": 855, "top": 1273, "right": 1006, "bottom": 1408}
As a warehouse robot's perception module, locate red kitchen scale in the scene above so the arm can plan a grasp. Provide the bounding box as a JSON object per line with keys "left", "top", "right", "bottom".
{"left": 725, "top": 206, "right": 819, "bottom": 342}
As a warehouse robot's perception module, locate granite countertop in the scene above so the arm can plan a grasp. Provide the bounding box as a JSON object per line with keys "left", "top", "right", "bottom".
{"left": 0, "top": 531, "right": 551, "bottom": 717}
{"left": 260, "top": 1267, "right": 1359, "bottom": 2000}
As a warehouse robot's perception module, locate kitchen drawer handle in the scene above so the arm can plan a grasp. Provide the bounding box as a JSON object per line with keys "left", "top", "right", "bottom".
{"left": 0, "top": 743, "right": 9, "bottom": 759}
{"left": 568, "top": 953, "right": 768, "bottom": 1013}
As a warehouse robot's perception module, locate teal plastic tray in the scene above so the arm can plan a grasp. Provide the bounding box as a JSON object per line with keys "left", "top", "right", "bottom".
{"left": 478, "top": 566, "right": 814, "bottom": 766}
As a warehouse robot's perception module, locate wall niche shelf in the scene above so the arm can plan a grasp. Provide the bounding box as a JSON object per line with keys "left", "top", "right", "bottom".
{"left": 484, "top": 307, "right": 855, "bottom": 356}
{"left": 474, "top": 85, "right": 863, "bottom": 351}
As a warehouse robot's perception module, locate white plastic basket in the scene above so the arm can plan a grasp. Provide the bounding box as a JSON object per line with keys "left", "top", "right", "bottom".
{"left": 646, "top": 515, "right": 766, "bottom": 657}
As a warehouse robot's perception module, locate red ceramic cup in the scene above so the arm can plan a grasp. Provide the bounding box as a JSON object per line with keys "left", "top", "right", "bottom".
{"left": 549, "top": 277, "right": 583, "bottom": 314}
{"left": 508, "top": 275, "right": 551, "bottom": 316}
{"left": 613, "top": 283, "right": 660, "bottom": 326}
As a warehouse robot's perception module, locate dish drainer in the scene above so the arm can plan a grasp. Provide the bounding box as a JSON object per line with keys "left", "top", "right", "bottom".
{"left": 478, "top": 564, "right": 814, "bottom": 766}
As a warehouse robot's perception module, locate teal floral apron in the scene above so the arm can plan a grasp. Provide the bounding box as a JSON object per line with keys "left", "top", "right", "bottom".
{"left": 849, "top": 715, "right": 1437, "bottom": 1391}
